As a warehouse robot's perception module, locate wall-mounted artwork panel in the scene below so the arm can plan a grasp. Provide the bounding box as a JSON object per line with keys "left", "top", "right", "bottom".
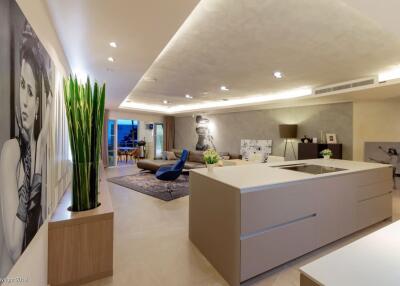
{"left": 240, "top": 139, "right": 272, "bottom": 161}
{"left": 0, "top": 0, "right": 57, "bottom": 277}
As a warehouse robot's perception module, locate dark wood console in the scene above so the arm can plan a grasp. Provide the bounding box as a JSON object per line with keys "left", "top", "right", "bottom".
{"left": 298, "top": 143, "right": 342, "bottom": 160}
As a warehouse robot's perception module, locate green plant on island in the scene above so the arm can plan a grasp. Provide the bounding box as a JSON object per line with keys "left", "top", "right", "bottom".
{"left": 64, "top": 75, "right": 105, "bottom": 211}
{"left": 203, "top": 149, "right": 220, "bottom": 165}
{"left": 320, "top": 149, "right": 333, "bottom": 157}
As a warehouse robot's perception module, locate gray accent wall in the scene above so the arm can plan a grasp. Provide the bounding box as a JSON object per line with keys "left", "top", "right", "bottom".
{"left": 175, "top": 102, "right": 353, "bottom": 160}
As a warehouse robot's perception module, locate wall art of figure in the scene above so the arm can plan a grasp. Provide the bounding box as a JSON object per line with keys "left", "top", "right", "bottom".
{"left": 195, "top": 115, "right": 215, "bottom": 151}
{"left": 0, "top": 0, "right": 54, "bottom": 276}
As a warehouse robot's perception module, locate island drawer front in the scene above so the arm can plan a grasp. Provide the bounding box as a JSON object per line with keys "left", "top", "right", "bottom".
{"left": 356, "top": 192, "right": 392, "bottom": 230}
{"left": 356, "top": 179, "right": 393, "bottom": 201}
{"left": 353, "top": 167, "right": 392, "bottom": 187}
{"left": 240, "top": 214, "right": 317, "bottom": 281}
{"left": 241, "top": 182, "right": 316, "bottom": 235}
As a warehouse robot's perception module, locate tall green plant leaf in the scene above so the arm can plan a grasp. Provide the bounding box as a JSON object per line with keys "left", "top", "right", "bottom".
{"left": 63, "top": 75, "right": 106, "bottom": 211}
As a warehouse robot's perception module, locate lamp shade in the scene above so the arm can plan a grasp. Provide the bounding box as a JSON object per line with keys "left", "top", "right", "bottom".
{"left": 279, "top": 124, "right": 298, "bottom": 139}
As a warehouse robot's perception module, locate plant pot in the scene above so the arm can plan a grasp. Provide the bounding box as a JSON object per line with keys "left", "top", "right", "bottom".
{"left": 323, "top": 155, "right": 331, "bottom": 160}
{"left": 71, "top": 161, "right": 100, "bottom": 212}
{"left": 207, "top": 164, "right": 215, "bottom": 172}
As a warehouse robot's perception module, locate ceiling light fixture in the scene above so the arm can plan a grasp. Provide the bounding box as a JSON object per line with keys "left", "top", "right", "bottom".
{"left": 220, "top": 85, "right": 229, "bottom": 91}
{"left": 273, "top": 71, "right": 283, "bottom": 79}
{"left": 185, "top": 94, "right": 193, "bottom": 99}
{"left": 109, "top": 42, "right": 117, "bottom": 48}
{"left": 163, "top": 100, "right": 169, "bottom": 104}
{"left": 378, "top": 67, "right": 400, "bottom": 82}
{"left": 107, "top": 57, "right": 115, "bottom": 62}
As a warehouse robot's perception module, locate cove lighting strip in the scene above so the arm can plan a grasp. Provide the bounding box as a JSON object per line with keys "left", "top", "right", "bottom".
{"left": 378, "top": 67, "right": 400, "bottom": 82}
{"left": 119, "top": 87, "right": 312, "bottom": 114}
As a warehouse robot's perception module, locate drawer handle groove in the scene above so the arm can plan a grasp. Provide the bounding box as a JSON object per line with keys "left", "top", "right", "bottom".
{"left": 358, "top": 191, "right": 392, "bottom": 203}
{"left": 241, "top": 213, "right": 317, "bottom": 240}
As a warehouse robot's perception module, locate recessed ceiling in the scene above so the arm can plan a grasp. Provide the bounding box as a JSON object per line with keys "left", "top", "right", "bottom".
{"left": 121, "top": 0, "right": 400, "bottom": 112}
{"left": 46, "top": 0, "right": 200, "bottom": 109}
{"left": 46, "top": 0, "right": 400, "bottom": 114}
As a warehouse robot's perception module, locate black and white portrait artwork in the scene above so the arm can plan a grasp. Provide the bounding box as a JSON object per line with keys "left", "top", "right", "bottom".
{"left": 0, "top": 0, "right": 54, "bottom": 277}
{"left": 195, "top": 115, "right": 215, "bottom": 151}
{"left": 365, "top": 142, "right": 400, "bottom": 189}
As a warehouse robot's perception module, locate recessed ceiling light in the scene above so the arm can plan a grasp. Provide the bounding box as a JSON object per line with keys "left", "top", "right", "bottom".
{"left": 273, "top": 71, "right": 283, "bottom": 79}
{"left": 108, "top": 57, "right": 115, "bottom": 62}
{"left": 185, "top": 94, "right": 193, "bottom": 99}
{"left": 163, "top": 100, "right": 169, "bottom": 104}
{"left": 220, "top": 86, "right": 229, "bottom": 91}
{"left": 109, "top": 42, "right": 117, "bottom": 48}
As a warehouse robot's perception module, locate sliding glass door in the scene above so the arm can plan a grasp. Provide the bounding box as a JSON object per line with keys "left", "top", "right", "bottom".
{"left": 107, "top": 120, "right": 116, "bottom": 166}
{"left": 154, "top": 123, "right": 164, "bottom": 159}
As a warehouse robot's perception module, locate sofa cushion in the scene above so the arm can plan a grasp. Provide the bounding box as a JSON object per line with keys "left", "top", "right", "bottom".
{"left": 229, "top": 153, "right": 242, "bottom": 160}
{"left": 166, "top": 151, "right": 177, "bottom": 160}
{"left": 189, "top": 150, "right": 205, "bottom": 163}
{"left": 137, "top": 159, "right": 177, "bottom": 172}
{"left": 184, "top": 162, "right": 205, "bottom": 169}
{"left": 172, "top": 149, "right": 182, "bottom": 158}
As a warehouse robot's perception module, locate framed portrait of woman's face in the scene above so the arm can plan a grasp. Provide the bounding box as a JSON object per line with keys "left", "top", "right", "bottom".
{"left": 0, "top": 0, "right": 55, "bottom": 277}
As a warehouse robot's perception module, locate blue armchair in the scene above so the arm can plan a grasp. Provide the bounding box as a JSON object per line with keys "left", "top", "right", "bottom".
{"left": 156, "top": 149, "right": 189, "bottom": 198}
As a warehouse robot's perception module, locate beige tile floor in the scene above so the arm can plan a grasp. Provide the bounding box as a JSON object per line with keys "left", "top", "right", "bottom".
{"left": 84, "top": 165, "right": 399, "bottom": 286}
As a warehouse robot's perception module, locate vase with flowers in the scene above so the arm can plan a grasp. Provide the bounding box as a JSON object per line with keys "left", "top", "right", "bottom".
{"left": 320, "top": 149, "right": 333, "bottom": 160}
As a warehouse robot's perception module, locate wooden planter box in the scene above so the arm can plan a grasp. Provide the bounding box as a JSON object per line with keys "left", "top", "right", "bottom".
{"left": 48, "top": 176, "right": 114, "bottom": 286}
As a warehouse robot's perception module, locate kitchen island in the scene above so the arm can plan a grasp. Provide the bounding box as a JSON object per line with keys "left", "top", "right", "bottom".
{"left": 188, "top": 159, "right": 393, "bottom": 286}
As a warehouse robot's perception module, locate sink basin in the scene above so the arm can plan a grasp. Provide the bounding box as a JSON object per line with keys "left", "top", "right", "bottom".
{"left": 280, "top": 164, "right": 347, "bottom": 175}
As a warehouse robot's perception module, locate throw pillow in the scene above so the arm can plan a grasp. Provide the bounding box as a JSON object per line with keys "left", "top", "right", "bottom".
{"left": 166, "top": 151, "right": 177, "bottom": 160}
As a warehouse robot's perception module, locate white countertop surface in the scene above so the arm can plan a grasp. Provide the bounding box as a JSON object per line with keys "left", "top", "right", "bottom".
{"left": 191, "top": 159, "right": 390, "bottom": 192}
{"left": 300, "top": 220, "right": 400, "bottom": 286}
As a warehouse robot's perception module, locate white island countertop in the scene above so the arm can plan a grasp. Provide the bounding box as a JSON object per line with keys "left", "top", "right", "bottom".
{"left": 300, "top": 219, "right": 400, "bottom": 286}
{"left": 191, "top": 159, "right": 390, "bottom": 192}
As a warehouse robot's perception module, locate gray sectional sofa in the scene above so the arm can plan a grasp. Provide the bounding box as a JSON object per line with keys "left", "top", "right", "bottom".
{"left": 137, "top": 149, "right": 242, "bottom": 172}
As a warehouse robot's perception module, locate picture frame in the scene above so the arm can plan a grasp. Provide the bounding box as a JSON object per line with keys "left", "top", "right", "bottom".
{"left": 326, "top": 133, "right": 337, "bottom": 144}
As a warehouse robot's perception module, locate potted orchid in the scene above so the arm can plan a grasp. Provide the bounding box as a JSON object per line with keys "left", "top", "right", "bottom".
{"left": 203, "top": 149, "right": 220, "bottom": 172}
{"left": 320, "top": 149, "right": 333, "bottom": 160}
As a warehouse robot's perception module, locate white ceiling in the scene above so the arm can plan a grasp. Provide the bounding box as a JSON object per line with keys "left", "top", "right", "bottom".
{"left": 47, "top": 0, "right": 400, "bottom": 114}
{"left": 46, "top": 0, "right": 200, "bottom": 109}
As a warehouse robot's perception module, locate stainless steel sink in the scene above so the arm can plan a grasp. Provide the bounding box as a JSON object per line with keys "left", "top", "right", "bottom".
{"left": 279, "top": 164, "right": 347, "bottom": 175}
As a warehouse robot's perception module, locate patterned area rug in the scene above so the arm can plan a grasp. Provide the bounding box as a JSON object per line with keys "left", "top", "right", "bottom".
{"left": 108, "top": 171, "right": 189, "bottom": 201}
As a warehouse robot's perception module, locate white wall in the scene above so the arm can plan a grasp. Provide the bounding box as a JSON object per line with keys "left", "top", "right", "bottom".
{"left": 5, "top": 1, "right": 71, "bottom": 285}
{"left": 353, "top": 98, "right": 400, "bottom": 161}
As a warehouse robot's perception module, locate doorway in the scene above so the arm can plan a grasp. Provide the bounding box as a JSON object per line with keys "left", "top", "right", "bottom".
{"left": 154, "top": 123, "right": 164, "bottom": 159}
{"left": 107, "top": 119, "right": 139, "bottom": 166}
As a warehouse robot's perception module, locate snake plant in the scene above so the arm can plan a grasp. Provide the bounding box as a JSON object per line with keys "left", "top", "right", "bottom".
{"left": 64, "top": 75, "right": 105, "bottom": 211}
